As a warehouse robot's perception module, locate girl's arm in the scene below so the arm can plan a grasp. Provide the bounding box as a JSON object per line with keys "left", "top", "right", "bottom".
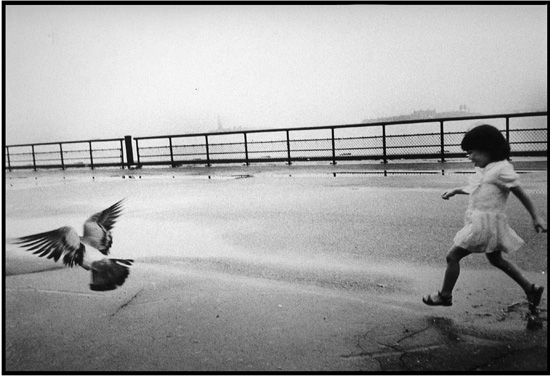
{"left": 511, "top": 186, "right": 548, "bottom": 233}
{"left": 441, "top": 187, "right": 469, "bottom": 200}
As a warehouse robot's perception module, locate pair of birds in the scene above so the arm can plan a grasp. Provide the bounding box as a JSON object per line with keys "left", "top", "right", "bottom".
{"left": 10, "top": 199, "right": 133, "bottom": 291}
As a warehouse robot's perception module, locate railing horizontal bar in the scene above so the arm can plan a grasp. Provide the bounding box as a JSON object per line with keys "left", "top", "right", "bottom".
{"left": 245, "top": 150, "right": 289, "bottom": 154}
{"left": 336, "top": 136, "right": 382, "bottom": 141}
{"left": 8, "top": 138, "right": 124, "bottom": 148}
{"left": 7, "top": 162, "right": 126, "bottom": 170}
{"left": 133, "top": 111, "right": 547, "bottom": 141}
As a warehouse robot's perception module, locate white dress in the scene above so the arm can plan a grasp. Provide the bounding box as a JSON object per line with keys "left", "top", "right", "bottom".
{"left": 453, "top": 160, "right": 524, "bottom": 253}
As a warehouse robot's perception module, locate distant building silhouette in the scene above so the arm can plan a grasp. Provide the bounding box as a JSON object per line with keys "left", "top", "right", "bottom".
{"left": 362, "top": 106, "right": 481, "bottom": 124}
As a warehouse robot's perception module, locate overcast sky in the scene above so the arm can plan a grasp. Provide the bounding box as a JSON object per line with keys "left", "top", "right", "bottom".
{"left": 4, "top": 4, "right": 548, "bottom": 145}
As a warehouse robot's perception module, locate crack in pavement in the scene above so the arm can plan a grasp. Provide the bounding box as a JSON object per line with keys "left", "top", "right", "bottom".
{"left": 348, "top": 321, "right": 435, "bottom": 358}
{"left": 343, "top": 316, "right": 469, "bottom": 371}
{"left": 110, "top": 288, "right": 144, "bottom": 318}
{"left": 342, "top": 319, "right": 436, "bottom": 363}
{"left": 394, "top": 320, "right": 436, "bottom": 347}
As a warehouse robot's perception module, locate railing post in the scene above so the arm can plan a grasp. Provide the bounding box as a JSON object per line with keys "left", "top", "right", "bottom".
{"left": 286, "top": 130, "right": 292, "bottom": 165}
{"left": 124, "top": 135, "right": 134, "bottom": 169}
{"left": 89, "top": 141, "right": 94, "bottom": 170}
{"left": 331, "top": 128, "right": 336, "bottom": 165}
{"left": 31, "top": 145, "right": 37, "bottom": 171}
{"left": 6, "top": 146, "right": 11, "bottom": 172}
{"left": 135, "top": 139, "right": 141, "bottom": 167}
{"left": 243, "top": 132, "right": 249, "bottom": 166}
{"left": 119, "top": 139, "right": 124, "bottom": 169}
{"left": 169, "top": 137, "right": 175, "bottom": 167}
{"left": 59, "top": 143, "right": 65, "bottom": 170}
{"left": 205, "top": 135, "right": 211, "bottom": 167}
{"left": 382, "top": 124, "right": 387, "bottom": 164}
{"left": 505, "top": 116, "right": 510, "bottom": 143}
{"left": 440, "top": 121, "right": 445, "bottom": 163}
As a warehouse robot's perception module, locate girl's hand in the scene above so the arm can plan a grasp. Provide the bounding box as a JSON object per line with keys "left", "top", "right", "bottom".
{"left": 442, "top": 190, "right": 456, "bottom": 200}
{"left": 534, "top": 217, "right": 547, "bottom": 233}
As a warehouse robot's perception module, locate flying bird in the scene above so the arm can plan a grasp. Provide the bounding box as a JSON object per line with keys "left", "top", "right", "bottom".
{"left": 11, "top": 199, "right": 134, "bottom": 291}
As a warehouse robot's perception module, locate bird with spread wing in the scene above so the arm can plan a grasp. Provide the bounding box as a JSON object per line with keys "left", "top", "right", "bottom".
{"left": 11, "top": 199, "right": 134, "bottom": 291}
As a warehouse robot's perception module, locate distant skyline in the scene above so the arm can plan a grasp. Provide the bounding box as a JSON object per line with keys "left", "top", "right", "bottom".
{"left": 4, "top": 4, "right": 548, "bottom": 145}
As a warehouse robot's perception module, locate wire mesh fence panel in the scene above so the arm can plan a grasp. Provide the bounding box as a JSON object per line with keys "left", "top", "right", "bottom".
{"left": 334, "top": 126, "right": 383, "bottom": 158}
{"left": 441, "top": 119, "right": 475, "bottom": 155}
{"left": 509, "top": 116, "right": 548, "bottom": 153}
{"left": 289, "top": 129, "right": 332, "bottom": 159}
{"left": 383, "top": 122, "right": 441, "bottom": 157}
{"left": 58, "top": 142, "right": 91, "bottom": 167}
{"left": 443, "top": 131, "right": 465, "bottom": 155}
{"left": 207, "top": 134, "right": 246, "bottom": 161}
{"left": 509, "top": 128, "right": 548, "bottom": 152}
{"left": 90, "top": 140, "right": 124, "bottom": 165}
{"left": 137, "top": 138, "right": 172, "bottom": 164}
{"left": 443, "top": 118, "right": 504, "bottom": 157}
{"left": 33, "top": 144, "right": 62, "bottom": 167}
{"left": 171, "top": 136, "right": 208, "bottom": 162}
{"left": 6, "top": 145, "right": 34, "bottom": 168}
{"left": 246, "top": 131, "right": 289, "bottom": 160}
{"left": 385, "top": 133, "right": 441, "bottom": 156}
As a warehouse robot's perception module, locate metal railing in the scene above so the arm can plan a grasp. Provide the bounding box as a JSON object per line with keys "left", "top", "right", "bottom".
{"left": 133, "top": 111, "right": 547, "bottom": 167}
{"left": 4, "top": 111, "right": 547, "bottom": 171}
{"left": 4, "top": 138, "right": 127, "bottom": 171}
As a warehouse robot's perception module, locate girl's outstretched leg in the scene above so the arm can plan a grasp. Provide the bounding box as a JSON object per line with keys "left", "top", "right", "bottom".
{"left": 486, "top": 249, "right": 545, "bottom": 305}
{"left": 423, "top": 246, "right": 471, "bottom": 306}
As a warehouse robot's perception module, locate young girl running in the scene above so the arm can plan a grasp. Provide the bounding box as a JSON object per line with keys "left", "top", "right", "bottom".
{"left": 423, "top": 124, "right": 547, "bottom": 307}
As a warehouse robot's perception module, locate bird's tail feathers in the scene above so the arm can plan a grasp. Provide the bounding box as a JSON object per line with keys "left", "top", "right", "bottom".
{"left": 90, "top": 258, "right": 134, "bottom": 291}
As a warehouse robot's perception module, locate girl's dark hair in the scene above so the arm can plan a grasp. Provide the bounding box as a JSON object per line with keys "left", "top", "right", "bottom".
{"left": 461, "top": 124, "right": 510, "bottom": 161}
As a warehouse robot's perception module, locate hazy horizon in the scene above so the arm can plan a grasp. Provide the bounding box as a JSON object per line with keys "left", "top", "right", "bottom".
{"left": 4, "top": 4, "right": 548, "bottom": 145}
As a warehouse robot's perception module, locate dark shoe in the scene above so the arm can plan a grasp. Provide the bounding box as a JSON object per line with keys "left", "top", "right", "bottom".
{"left": 422, "top": 291, "right": 452, "bottom": 306}
{"left": 527, "top": 284, "right": 544, "bottom": 307}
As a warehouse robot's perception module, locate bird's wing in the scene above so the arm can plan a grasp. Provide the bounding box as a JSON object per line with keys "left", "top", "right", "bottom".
{"left": 89, "top": 258, "right": 134, "bottom": 291}
{"left": 82, "top": 199, "right": 125, "bottom": 254}
{"left": 11, "top": 226, "right": 85, "bottom": 267}
{"left": 84, "top": 199, "right": 125, "bottom": 233}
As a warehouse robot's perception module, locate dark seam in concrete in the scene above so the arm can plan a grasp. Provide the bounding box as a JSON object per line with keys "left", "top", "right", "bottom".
{"left": 110, "top": 288, "right": 143, "bottom": 318}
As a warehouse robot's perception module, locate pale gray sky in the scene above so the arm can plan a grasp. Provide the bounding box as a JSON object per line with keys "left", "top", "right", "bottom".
{"left": 4, "top": 4, "right": 548, "bottom": 145}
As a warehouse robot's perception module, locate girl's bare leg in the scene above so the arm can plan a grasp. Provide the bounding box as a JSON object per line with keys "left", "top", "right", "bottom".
{"left": 440, "top": 246, "right": 472, "bottom": 297}
{"left": 486, "top": 249, "right": 532, "bottom": 293}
